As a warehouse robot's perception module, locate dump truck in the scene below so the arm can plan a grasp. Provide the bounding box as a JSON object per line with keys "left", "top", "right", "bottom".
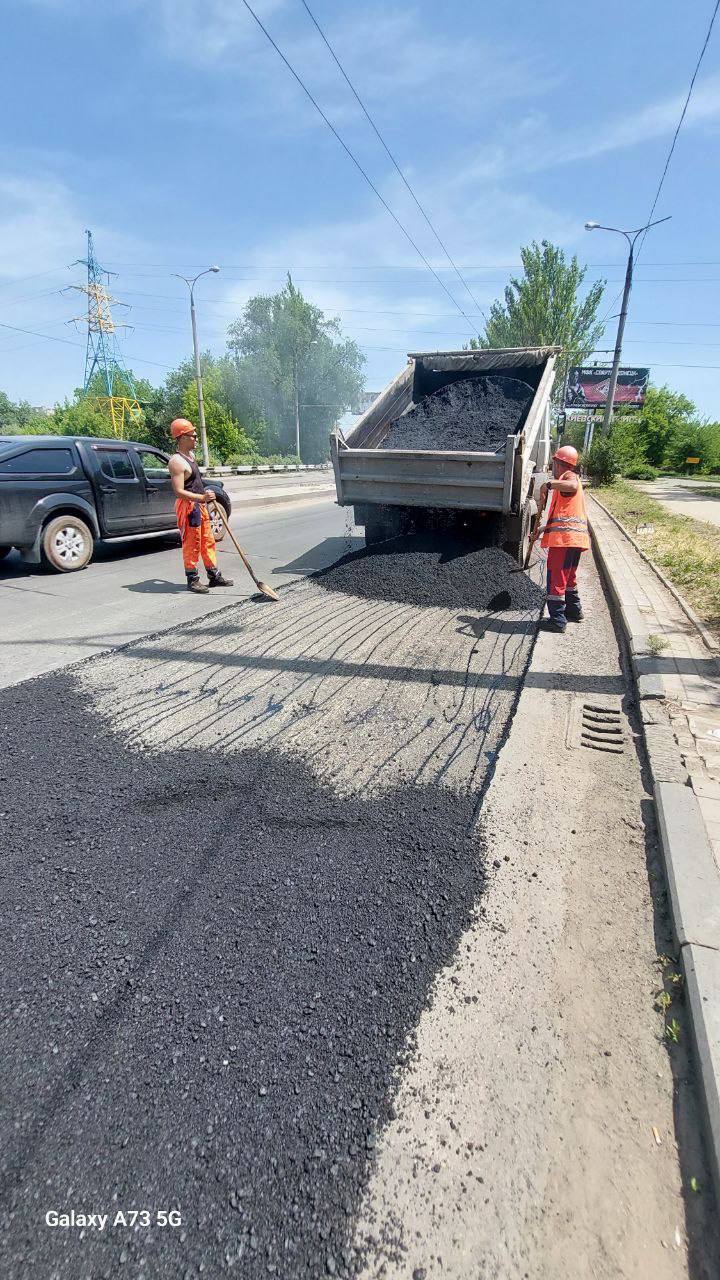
{"left": 330, "top": 346, "right": 561, "bottom": 562}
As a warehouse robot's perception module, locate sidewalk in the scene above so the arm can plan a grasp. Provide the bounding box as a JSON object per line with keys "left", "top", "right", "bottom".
{"left": 589, "top": 495, "right": 720, "bottom": 1201}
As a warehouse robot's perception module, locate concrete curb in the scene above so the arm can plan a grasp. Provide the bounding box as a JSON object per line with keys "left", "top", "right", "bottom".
{"left": 589, "top": 505, "right": 720, "bottom": 1205}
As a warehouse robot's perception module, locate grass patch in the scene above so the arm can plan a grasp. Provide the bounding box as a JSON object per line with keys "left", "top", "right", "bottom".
{"left": 593, "top": 479, "right": 720, "bottom": 638}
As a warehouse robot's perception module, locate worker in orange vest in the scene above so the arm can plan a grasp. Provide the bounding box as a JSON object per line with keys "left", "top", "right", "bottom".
{"left": 539, "top": 444, "right": 589, "bottom": 632}
{"left": 167, "top": 418, "right": 233, "bottom": 594}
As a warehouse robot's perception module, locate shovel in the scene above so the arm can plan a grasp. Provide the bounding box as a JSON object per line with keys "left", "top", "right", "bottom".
{"left": 209, "top": 500, "right": 279, "bottom": 601}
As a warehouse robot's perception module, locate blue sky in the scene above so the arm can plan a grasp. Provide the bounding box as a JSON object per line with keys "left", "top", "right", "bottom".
{"left": 1, "top": 0, "right": 719, "bottom": 416}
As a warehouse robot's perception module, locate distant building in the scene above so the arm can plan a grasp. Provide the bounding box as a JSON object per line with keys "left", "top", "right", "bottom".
{"left": 32, "top": 406, "right": 54, "bottom": 417}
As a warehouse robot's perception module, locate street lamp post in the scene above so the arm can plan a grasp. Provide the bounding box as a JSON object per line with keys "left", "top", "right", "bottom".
{"left": 584, "top": 217, "right": 670, "bottom": 435}
{"left": 173, "top": 266, "right": 220, "bottom": 467}
{"left": 293, "top": 339, "right": 318, "bottom": 461}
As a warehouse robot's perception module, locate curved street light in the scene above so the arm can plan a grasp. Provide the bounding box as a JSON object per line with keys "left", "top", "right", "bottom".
{"left": 173, "top": 266, "right": 221, "bottom": 467}
{"left": 584, "top": 217, "right": 670, "bottom": 433}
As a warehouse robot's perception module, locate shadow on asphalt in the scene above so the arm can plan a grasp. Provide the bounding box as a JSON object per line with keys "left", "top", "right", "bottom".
{"left": 0, "top": 673, "right": 488, "bottom": 1278}
{"left": 124, "top": 579, "right": 189, "bottom": 594}
{"left": 0, "top": 535, "right": 181, "bottom": 581}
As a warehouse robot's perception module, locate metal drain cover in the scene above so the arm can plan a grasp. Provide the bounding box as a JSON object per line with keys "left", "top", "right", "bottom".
{"left": 566, "top": 696, "right": 626, "bottom": 754}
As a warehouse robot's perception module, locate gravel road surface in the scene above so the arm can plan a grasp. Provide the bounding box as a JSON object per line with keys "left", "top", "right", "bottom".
{"left": 1, "top": 531, "right": 544, "bottom": 1278}
{"left": 2, "top": 535, "right": 717, "bottom": 1278}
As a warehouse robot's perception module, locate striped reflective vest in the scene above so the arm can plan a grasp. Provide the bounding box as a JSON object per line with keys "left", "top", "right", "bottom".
{"left": 541, "top": 474, "right": 590, "bottom": 550}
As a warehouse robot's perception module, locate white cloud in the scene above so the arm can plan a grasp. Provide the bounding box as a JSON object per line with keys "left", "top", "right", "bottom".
{"left": 0, "top": 171, "right": 142, "bottom": 281}
{"left": 461, "top": 74, "right": 720, "bottom": 184}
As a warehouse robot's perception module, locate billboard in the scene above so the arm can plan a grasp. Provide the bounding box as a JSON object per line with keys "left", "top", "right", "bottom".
{"left": 565, "top": 366, "right": 649, "bottom": 409}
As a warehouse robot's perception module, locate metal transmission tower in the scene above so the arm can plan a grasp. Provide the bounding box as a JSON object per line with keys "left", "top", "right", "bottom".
{"left": 68, "top": 230, "right": 142, "bottom": 438}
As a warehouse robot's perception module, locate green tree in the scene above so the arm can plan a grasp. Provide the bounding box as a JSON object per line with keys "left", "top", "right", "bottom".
{"left": 143, "top": 353, "right": 263, "bottom": 456}
{"left": 227, "top": 275, "right": 365, "bottom": 463}
{"left": 0, "top": 391, "right": 59, "bottom": 434}
{"left": 614, "top": 385, "right": 697, "bottom": 468}
{"left": 51, "top": 369, "right": 156, "bottom": 441}
{"left": 181, "top": 371, "right": 253, "bottom": 463}
{"left": 475, "top": 240, "right": 606, "bottom": 398}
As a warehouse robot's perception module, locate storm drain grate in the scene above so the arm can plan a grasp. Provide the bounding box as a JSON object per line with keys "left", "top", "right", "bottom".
{"left": 566, "top": 696, "right": 626, "bottom": 754}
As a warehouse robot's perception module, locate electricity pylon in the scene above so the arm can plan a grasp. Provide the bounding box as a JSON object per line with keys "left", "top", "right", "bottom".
{"left": 68, "top": 230, "right": 143, "bottom": 438}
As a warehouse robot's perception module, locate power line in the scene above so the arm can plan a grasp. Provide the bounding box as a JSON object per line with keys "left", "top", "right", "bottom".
{"left": 238, "top": 0, "right": 478, "bottom": 331}
{"left": 595, "top": 2, "right": 720, "bottom": 343}
{"left": 298, "top": 0, "right": 485, "bottom": 321}
{"left": 103, "top": 259, "right": 720, "bottom": 271}
{"left": 630, "top": 319, "right": 720, "bottom": 328}
{"left": 637, "top": 0, "right": 720, "bottom": 262}
{"left": 0, "top": 320, "right": 173, "bottom": 371}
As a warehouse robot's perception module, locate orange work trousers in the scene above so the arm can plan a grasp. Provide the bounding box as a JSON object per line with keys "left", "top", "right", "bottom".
{"left": 175, "top": 499, "right": 217, "bottom": 574}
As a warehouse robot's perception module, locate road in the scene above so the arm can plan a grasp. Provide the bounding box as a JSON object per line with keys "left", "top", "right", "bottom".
{"left": 1, "top": 516, "right": 717, "bottom": 1278}
{"left": 0, "top": 495, "right": 353, "bottom": 688}
{"left": 636, "top": 476, "right": 720, "bottom": 527}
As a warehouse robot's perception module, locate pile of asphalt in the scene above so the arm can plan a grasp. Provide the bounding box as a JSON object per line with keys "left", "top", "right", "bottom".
{"left": 382, "top": 375, "right": 534, "bottom": 452}
{"left": 316, "top": 533, "right": 544, "bottom": 612}
{"left": 0, "top": 673, "right": 489, "bottom": 1279}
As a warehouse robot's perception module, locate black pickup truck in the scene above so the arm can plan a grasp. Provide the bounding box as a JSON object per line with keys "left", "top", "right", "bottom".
{"left": 0, "top": 435, "right": 231, "bottom": 572}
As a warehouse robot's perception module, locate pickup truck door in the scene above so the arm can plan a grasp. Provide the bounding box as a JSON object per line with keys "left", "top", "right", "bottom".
{"left": 90, "top": 444, "right": 149, "bottom": 534}
{"left": 131, "top": 446, "right": 177, "bottom": 530}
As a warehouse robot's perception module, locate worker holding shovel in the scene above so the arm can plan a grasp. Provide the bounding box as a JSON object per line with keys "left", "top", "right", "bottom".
{"left": 167, "top": 418, "right": 234, "bottom": 594}
{"left": 538, "top": 444, "right": 590, "bottom": 633}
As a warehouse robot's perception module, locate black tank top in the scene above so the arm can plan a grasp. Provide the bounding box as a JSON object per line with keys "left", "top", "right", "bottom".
{"left": 176, "top": 454, "right": 205, "bottom": 496}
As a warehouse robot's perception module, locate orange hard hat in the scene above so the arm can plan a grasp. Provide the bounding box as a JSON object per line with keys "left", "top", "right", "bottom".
{"left": 170, "top": 418, "right": 195, "bottom": 439}
{"left": 553, "top": 444, "right": 579, "bottom": 467}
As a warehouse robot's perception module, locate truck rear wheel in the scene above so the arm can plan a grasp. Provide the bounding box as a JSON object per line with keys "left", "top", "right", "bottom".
{"left": 502, "top": 505, "right": 532, "bottom": 566}
{"left": 42, "top": 514, "right": 94, "bottom": 572}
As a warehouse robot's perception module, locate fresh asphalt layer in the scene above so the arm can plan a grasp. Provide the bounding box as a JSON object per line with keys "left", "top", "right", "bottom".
{"left": 0, "top": 495, "right": 350, "bottom": 689}
{"left": 0, "top": 536, "right": 544, "bottom": 1278}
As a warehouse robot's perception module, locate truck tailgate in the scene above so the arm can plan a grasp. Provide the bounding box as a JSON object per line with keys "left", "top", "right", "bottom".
{"left": 334, "top": 443, "right": 513, "bottom": 512}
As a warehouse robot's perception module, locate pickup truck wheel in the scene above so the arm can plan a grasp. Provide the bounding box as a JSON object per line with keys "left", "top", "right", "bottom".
{"left": 208, "top": 504, "right": 226, "bottom": 542}
{"left": 42, "top": 515, "right": 93, "bottom": 572}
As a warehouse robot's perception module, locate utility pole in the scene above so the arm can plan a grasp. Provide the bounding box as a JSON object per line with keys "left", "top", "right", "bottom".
{"left": 585, "top": 217, "right": 670, "bottom": 435}
{"left": 293, "top": 339, "right": 318, "bottom": 462}
{"left": 174, "top": 266, "right": 220, "bottom": 467}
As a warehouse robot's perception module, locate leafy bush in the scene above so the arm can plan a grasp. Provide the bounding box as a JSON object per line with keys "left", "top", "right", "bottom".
{"left": 585, "top": 437, "right": 619, "bottom": 485}
{"left": 623, "top": 463, "right": 659, "bottom": 481}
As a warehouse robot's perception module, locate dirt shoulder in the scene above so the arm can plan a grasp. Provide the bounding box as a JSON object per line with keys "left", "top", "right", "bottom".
{"left": 355, "top": 551, "right": 719, "bottom": 1279}
{"left": 593, "top": 479, "right": 720, "bottom": 640}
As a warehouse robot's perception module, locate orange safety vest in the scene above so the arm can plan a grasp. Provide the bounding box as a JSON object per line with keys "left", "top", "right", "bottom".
{"left": 541, "top": 473, "right": 590, "bottom": 550}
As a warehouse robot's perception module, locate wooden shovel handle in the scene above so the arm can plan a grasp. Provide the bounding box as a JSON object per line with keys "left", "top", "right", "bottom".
{"left": 208, "top": 499, "right": 261, "bottom": 588}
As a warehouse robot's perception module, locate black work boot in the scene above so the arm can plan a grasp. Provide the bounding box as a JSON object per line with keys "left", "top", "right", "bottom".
{"left": 544, "top": 597, "right": 567, "bottom": 633}
{"left": 186, "top": 572, "right": 209, "bottom": 595}
{"left": 207, "top": 569, "right": 234, "bottom": 587}
{"left": 565, "top": 588, "right": 584, "bottom": 622}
